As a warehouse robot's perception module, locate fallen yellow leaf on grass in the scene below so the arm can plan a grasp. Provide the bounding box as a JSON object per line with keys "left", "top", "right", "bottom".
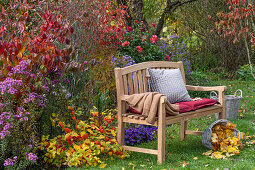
{"left": 211, "top": 151, "right": 225, "bottom": 159}
{"left": 129, "top": 162, "right": 136, "bottom": 170}
{"left": 202, "top": 150, "right": 212, "bottom": 156}
{"left": 99, "top": 163, "right": 107, "bottom": 168}
{"left": 193, "top": 157, "right": 198, "bottom": 160}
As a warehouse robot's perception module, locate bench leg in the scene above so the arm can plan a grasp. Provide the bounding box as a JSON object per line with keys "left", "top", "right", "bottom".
{"left": 180, "top": 120, "right": 188, "bottom": 141}
{"left": 218, "top": 91, "right": 226, "bottom": 119}
{"left": 218, "top": 111, "right": 225, "bottom": 119}
{"left": 158, "top": 119, "right": 165, "bottom": 164}
{"left": 157, "top": 98, "right": 166, "bottom": 164}
{"left": 117, "top": 119, "right": 125, "bottom": 146}
{"left": 117, "top": 100, "right": 126, "bottom": 146}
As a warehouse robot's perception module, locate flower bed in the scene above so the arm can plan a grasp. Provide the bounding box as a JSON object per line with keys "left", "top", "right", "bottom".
{"left": 125, "top": 125, "right": 157, "bottom": 146}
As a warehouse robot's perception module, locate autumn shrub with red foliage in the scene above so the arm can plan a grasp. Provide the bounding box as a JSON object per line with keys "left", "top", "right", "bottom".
{"left": 216, "top": 0, "right": 255, "bottom": 77}
{"left": 216, "top": 0, "right": 255, "bottom": 45}
{"left": 0, "top": 0, "right": 129, "bottom": 169}
{"left": 55, "top": 0, "right": 128, "bottom": 112}
{"left": 0, "top": 1, "right": 71, "bottom": 75}
{"left": 0, "top": 0, "right": 127, "bottom": 74}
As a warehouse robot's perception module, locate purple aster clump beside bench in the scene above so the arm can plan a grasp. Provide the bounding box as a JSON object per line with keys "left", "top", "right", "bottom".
{"left": 124, "top": 125, "right": 158, "bottom": 146}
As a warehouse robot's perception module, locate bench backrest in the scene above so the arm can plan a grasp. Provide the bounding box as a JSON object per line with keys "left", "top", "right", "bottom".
{"left": 114, "top": 61, "right": 186, "bottom": 97}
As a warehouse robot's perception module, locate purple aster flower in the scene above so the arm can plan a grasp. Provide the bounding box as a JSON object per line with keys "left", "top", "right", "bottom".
{"left": 27, "top": 152, "right": 38, "bottom": 163}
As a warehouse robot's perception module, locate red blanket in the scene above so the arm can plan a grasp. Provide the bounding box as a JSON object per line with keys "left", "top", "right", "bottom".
{"left": 177, "top": 98, "right": 217, "bottom": 113}
{"left": 127, "top": 98, "right": 217, "bottom": 116}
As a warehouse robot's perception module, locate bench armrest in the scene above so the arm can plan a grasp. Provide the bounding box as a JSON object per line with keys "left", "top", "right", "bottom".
{"left": 186, "top": 85, "right": 227, "bottom": 107}
{"left": 186, "top": 85, "right": 227, "bottom": 92}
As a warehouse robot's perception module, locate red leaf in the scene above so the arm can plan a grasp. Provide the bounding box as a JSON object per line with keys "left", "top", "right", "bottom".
{"left": 1, "top": 26, "right": 6, "bottom": 33}
{"left": 40, "top": 25, "right": 47, "bottom": 32}
{"left": 69, "top": 26, "right": 74, "bottom": 34}
{"left": 65, "top": 38, "right": 70, "bottom": 45}
{"left": 0, "top": 45, "right": 3, "bottom": 55}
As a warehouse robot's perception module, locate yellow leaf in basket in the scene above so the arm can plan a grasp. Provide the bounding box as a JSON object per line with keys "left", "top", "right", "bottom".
{"left": 211, "top": 133, "right": 218, "bottom": 143}
{"left": 225, "top": 122, "right": 236, "bottom": 130}
{"left": 220, "top": 143, "right": 228, "bottom": 152}
{"left": 216, "top": 130, "right": 225, "bottom": 139}
{"left": 231, "top": 137, "right": 239, "bottom": 146}
{"left": 213, "top": 124, "right": 222, "bottom": 131}
{"left": 225, "top": 129, "right": 233, "bottom": 137}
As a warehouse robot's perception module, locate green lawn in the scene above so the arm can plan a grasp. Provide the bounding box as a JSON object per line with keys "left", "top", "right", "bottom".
{"left": 72, "top": 80, "right": 255, "bottom": 169}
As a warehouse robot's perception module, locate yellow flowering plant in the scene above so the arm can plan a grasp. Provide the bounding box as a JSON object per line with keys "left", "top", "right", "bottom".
{"left": 39, "top": 106, "right": 129, "bottom": 168}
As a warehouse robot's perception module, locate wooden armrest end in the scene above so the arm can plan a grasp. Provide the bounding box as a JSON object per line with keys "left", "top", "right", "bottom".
{"left": 186, "top": 85, "right": 227, "bottom": 92}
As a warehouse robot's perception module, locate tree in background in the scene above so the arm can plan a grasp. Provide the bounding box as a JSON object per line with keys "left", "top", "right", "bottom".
{"left": 216, "top": 0, "right": 255, "bottom": 79}
{"left": 117, "top": 0, "right": 198, "bottom": 36}
{"left": 178, "top": 0, "right": 248, "bottom": 73}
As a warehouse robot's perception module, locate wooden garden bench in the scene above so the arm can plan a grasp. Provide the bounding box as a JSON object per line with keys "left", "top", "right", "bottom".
{"left": 114, "top": 61, "right": 226, "bottom": 164}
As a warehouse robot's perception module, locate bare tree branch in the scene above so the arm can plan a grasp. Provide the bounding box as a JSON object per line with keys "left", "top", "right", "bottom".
{"left": 172, "top": 0, "right": 198, "bottom": 12}
{"left": 133, "top": 0, "right": 149, "bottom": 28}
{"left": 155, "top": 0, "right": 198, "bottom": 36}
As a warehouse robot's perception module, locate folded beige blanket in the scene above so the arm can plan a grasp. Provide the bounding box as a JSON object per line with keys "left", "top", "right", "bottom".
{"left": 123, "top": 92, "right": 179, "bottom": 124}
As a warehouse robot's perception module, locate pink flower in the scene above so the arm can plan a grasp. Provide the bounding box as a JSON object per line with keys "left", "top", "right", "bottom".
{"left": 128, "top": 27, "right": 133, "bottom": 32}
{"left": 142, "top": 35, "right": 147, "bottom": 42}
{"left": 136, "top": 46, "right": 143, "bottom": 53}
{"left": 135, "top": 20, "right": 139, "bottom": 24}
{"left": 122, "top": 41, "right": 130, "bottom": 47}
{"left": 152, "top": 23, "right": 156, "bottom": 27}
{"left": 116, "top": 28, "right": 121, "bottom": 33}
{"left": 166, "top": 55, "right": 170, "bottom": 61}
{"left": 150, "top": 35, "right": 158, "bottom": 43}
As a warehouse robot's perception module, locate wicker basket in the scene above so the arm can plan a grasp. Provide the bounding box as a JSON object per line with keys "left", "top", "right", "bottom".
{"left": 202, "top": 119, "right": 241, "bottom": 150}
{"left": 210, "top": 89, "right": 242, "bottom": 119}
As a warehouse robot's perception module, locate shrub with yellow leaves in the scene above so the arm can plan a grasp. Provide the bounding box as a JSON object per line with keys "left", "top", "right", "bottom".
{"left": 39, "top": 106, "right": 129, "bottom": 168}
{"left": 203, "top": 122, "right": 241, "bottom": 159}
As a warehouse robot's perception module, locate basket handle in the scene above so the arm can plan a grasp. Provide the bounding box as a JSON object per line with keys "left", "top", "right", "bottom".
{"left": 210, "top": 91, "right": 218, "bottom": 98}
{"left": 234, "top": 89, "right": 242, "bottom": 98}
{"left": 236, "top": 129, "right": 242, "bottom": 140}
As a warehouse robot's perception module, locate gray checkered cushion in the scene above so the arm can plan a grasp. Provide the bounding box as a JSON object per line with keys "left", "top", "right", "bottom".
{"left": 148, "top": 68, "right": 192, "bottom": 103}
